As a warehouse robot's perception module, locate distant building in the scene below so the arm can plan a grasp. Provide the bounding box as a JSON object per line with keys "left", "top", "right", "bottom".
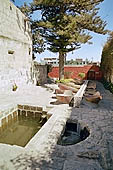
{"left": 41, "top": 58, "right": 59, "bottom": 65}
{"left": 89, "top": 61, "right": 100, "bottom": 66}
{"left": 75, "top": 58, "right": 83, "bottom": 65}
{"left": 66, "top": 58, "right": 89, "bottom": 65}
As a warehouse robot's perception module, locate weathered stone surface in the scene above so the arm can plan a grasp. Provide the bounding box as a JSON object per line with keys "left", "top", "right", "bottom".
{"left": 77, "top": 151, "right": 100, "bottom": 159}
{"left": 0, "top": 0, "right": 32, "bottom": 92}
{"left": 85, "top": 95, "right": 101, "bottom": 103}
{"left": 55, "top": 88, "right": 64, "bottom": 94}
{"left": 0, "top": 82, "right": 113, "bottom": 170}
{"left": 73, "top": 79, "right": 84, "bottom": 85}
{"left": 21, "top": 110, "right": 26, "bottom": 116}
{"left": 27, "top": 111, "right": 34, "bottom": 117}
{"left": 63, "top": 160, "right": 103, "bottom": 170}
{"left": 24, "top": 105, "right": 31, "bottom": 110}
{"left": 13, "top": 111, "right": 17, "bottom": 118}
{"left": 30, "top": 106, "right": 37, "bottom": 111}
{"left": 33, "top": 62, "right": 47, "bottom": 85}
{"left": 58, "top": 83, "right": 78, "bottom": 93}
{"left": 65, "top": 82, "right": 81, "bottom": 89}
{"left": 56, "top": 95, "right": 73, "bottom": 104}
{"left": 37, "top": 106, "right": 43, "bottom": 111}
{"left": 18, "top": 105, "right": 23, "bottom": 109}
{"left": 87, "top": 81, "right": 96, "bottom": 89}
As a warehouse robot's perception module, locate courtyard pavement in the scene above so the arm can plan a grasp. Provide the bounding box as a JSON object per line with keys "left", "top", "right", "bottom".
{"left": 0, "top": 82, "right": 113, "bottom": 170}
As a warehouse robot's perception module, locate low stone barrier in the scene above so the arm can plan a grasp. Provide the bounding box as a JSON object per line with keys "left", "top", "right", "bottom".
{"left": 0, "top": 104, "right": 49, "bottom": 132}
{"left": 74, "top": 80, "right": 88, "bottom": 107}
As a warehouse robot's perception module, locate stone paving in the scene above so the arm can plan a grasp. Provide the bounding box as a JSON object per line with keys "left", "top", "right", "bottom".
{"left": 0, "top": 82, "right": 113, "bottom": 170}
{"left": 0, "top": 84, "right": 55, "bottom": 111}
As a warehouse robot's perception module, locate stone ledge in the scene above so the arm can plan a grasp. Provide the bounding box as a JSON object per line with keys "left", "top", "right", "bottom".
{"left": 25, "top": 105, "right": 70, "bottom": 151}
{"left": 74, "top": 80, "right": 88, "bottom": 107}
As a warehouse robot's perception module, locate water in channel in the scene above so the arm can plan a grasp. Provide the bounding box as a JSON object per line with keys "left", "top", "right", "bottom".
{"left": 0, "top": 114, "right": 46, "bottom": 147}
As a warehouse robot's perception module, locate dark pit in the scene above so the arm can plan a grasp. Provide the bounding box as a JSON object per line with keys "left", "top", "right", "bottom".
{"left": 57, "top": 122, "right": 90, "bottom": 146}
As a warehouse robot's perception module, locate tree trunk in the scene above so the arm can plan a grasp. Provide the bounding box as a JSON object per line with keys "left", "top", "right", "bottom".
{"left": 59, "top": 51, "right": 64, "bottom": 80}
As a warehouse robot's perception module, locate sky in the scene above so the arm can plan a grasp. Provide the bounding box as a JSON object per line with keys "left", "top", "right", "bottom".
{"left": 15, "top": 0, "right": 113, "bottom": 62}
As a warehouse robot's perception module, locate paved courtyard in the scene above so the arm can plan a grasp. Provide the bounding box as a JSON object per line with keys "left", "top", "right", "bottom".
{"left": 0, "top": 82, "right": 113, "bottom": 170}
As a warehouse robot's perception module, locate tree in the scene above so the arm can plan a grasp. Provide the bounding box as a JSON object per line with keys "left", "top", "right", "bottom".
{"left": 21, "top": 0, "right": 108, "bottom": 79}
{"left": 101, "top": 32, "right": 113, "bottom": 82}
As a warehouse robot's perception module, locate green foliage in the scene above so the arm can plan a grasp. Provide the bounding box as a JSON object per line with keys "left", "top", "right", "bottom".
{"left": 101, "top": 78, "right": 113, "bottom": 93}
{"left": 78, "top": 72, "right": 85, "bottom": 79}
{"left": 56, "top": 79, "right": 73, "bottom": 84}
{"left": 64, "top": 71, "right": 73, "bottom": 79}
{"left": 21, "top": 0, "right": 108, "bottom": 78}
{"left": 100, "top": 32, "right": 113, "bottom": 82}
{"left": 32, "top": 30, "right": 45, "bottom": 55}
{"left": 30, "top": 0, "right": 107, "bottom": 54}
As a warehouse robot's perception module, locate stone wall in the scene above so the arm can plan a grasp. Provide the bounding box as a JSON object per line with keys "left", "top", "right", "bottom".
{"left": 33, "top": 62, "right": 47, "bottom": 85}
{"left": 0, "top": 0, "right": 32, "bottom": 91}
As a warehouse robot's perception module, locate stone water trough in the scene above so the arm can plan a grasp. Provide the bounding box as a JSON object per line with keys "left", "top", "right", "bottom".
{"left": 84, "top": 81, "right": 102, "bottom": 104}
{"left": 53, "top": 80, "right": 88, "bottom": 107}
{"left": 0, "top": 80, "right": 92, "bottom": 169}
{"left": 0, "top": 104, "right": 51, "bottom": 147}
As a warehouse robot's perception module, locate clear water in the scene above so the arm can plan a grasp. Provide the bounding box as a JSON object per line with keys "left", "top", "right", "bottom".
{"left": 0, "top": 114, "right": 46, "bottom": 147}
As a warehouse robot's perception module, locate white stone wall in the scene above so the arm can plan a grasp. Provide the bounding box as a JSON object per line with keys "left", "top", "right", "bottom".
{"left": 0, "top": 0, "right": 32, "bottom": 91}
{"left": 33, "top": 62, "right": 47, "bottom": 85}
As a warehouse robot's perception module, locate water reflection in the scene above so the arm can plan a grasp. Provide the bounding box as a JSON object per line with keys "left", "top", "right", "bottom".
{"left": 0, "top": 114, "right": 47, "bottom": 147}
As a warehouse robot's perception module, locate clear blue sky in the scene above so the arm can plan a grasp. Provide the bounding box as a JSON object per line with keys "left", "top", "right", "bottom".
{"left": 15, "top": 0, "right": 113, "bottom": 62}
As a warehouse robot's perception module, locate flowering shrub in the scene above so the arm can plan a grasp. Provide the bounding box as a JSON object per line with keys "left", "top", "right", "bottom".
{"left": 78, "top": 72, "right": 85, "bottom": 79}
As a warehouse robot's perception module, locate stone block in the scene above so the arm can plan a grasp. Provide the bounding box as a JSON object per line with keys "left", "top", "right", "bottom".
{"left": 30, "top": 106, "right": 36, "bottom": 111}
{"left": 35, "top": 112, "right": 42, "bottom": 116}
{"left": 36, "top": 107, "right": 43, "bottom": 111}
{"left": 58, "top": 83, "right": 78, "bottom": 93}
{"left": 56, "top": 95, "right": 73, "bottom": 104}
{"left": 13, "top": 111, "right": 17, "bottom": 118}
{"left": 47, "top": 114, "right": 52, "bottom": 120}
{"left": 1, "top": 117, "right": 6, "bottom": 126}
{"left": 22, "top": 110, "right": 26, "bottom": 116}
{"left": 27, "top": 111, "right": 34, "bottom": 117}
{"left": 24, "top": 105, "right": 30, "bottom": 110}
{"left": 35, "top": 112, "right": 41, "bottom": 121}
{"left": 8, "top": 114, "right": 12, "bottom": 125}
{"left": 18, "top": 105, "right": 23, "bottom": 110}
{"left": 55, "top": 89, "right": 64, "bottom": 94}
{"left": 42, "top": 111, "right": 47, "bottom": 115}
{"left": 1, "top": 117, "right": 7, "bottom": 130}
{"left": 8, "top": 114, "right": 12, "bottom": 121}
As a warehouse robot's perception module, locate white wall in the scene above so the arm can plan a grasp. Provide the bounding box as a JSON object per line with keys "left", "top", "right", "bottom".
{"left": 0, "top": 0, "right": 32, "bottom": 91}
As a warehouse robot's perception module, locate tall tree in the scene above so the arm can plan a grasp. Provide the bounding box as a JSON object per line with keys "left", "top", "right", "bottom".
{"left": 21, "top": 0, "right": 108, "bottom": 79}
{"left": 101, "top": 32, "right": 113, "bottom": 82}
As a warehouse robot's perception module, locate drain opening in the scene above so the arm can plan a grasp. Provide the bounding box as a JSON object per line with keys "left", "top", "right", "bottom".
{"left": 57, "top": 121, "right": 90, "bottom": 146}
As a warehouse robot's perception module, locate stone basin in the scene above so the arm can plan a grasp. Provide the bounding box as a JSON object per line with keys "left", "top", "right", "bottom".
{"left": 58, "top": 121, "right": 90, "bottom": 146}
